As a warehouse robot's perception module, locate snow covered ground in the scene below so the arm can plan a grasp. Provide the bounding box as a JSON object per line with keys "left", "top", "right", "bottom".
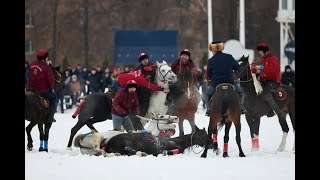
{"left": 25, "top": 102, "right": 294, "bottom": 180}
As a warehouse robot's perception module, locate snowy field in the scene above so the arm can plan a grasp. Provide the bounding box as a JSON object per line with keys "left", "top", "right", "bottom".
{"left": 25, "top": 101, "right": 294, "bottom": 180}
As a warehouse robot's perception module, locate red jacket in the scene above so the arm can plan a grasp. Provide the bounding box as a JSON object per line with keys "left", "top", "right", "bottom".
{"left": 171, "top": 58, "right": 196, "bottom": 75}
{"left": 117, "top": 69, "right": 162, "bottom": 91}
{"left": 112, "top": 89, "right": 140, "bottom": 117}
{"left": 251, "top": 52, "right": 281, "bottom": 83}
{"left": 27, "top": 60, "right": 55, "bottom": 93}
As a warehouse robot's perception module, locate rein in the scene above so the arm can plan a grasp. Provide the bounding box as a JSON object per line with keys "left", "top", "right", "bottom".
{"left": 234, "top": 62, "right": 253, "bottom": 83}
{"left": 53, "top": 69, "right": 61, "bottom": 83}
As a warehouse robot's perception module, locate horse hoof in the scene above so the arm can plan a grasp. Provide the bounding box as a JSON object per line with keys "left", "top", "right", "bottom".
{"left": 200, "top": 154, "right": 207, "bottom": 158}
{"left": 65, "top": 147, "right": 73, "bottom": 151}
{"left": 27, "top": 147, "right": 33, "bottom": 151}
{"left": 223, "top": 153, "right": 229, "bottom": 158}
{"left": 39, "top": 148, "right": 48, "bottom": 152}
{"left": 239, "top": 153, "right": 246, "bottom": 157}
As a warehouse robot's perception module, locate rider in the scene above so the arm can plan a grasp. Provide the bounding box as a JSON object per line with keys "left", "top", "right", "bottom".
{"left": 167, "top": 49, "right": 197, "bottom": 109}
{"left": 204, "top": 41, "right": 246, "bottom": 116}
{"left": 112, "top": 80, "right": 140, "bottom": 133}
{"left": 171, "top": 49, "right": 197, "bottom": 76}
{"left": 27, "top": 49, "right": 58, "bottom": 122}
{"left": 251, "top": 42, "right": 287, "bottom": 119}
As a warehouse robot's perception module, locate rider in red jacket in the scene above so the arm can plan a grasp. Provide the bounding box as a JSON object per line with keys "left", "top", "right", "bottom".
{"left": 251, "top": 42, "right": 286, "bottom": 119}
{"left": 117, "top": 67, "right": 169, "bottom": 92}
{"left": 28, "top": 49, "right": 58, "bottom": 123}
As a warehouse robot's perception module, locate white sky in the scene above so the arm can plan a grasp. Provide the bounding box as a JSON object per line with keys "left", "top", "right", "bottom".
{"left": 25, "top": 100, "right": 294, "bottom": 180}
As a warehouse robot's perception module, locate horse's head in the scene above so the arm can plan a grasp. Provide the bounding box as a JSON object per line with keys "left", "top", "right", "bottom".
{"left": 234, "top": 55, "right": 252, "bottom": 81}
{"left": 191, "top": 125, "right": 208, "bottom": 147}
{"left": 156, "top": 60, "right": 177, "bottom": 84}
{"left": 51, "top": 65, "right": 62, "bottom": 84}
{"left": 147, "top": 113, "right": 179, "bottom": 137}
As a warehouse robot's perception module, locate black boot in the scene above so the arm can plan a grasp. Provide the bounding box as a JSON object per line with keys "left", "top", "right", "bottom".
{"left": 263, "top": 93, "right": 286, "bottom": 119}
{"left": 239, "top": 93, "right": 247, "bottom": 114}
{"left": 205, "top": 95, "right": 212, "bottom": 117}
{"left": 48, "top": 104, "right": 56, "bottom": 123}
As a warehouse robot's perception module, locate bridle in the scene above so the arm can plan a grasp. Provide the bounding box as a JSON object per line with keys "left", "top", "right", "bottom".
{"left": 234, "top": 61, "right": 253, "bottom": 83}
{"left": 156, "top": 64, "right": 173, "bottom": 84}
{"left": 52, "top": 69, "right": 61, "bottom": 83}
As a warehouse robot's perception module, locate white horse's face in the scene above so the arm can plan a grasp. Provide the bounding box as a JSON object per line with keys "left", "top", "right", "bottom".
{"left": 156, "top": 60, "right": 177, "bottom": 84}
{"left": 152, "top": 113, "right": 179, "bottom": 123}
{"left": 147, "top": 113, "right": 179, "bottom": 136}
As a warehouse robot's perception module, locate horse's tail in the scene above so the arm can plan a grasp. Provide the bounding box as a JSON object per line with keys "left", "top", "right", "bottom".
{"left": 72, "top": 99, "right": 86, "bottom": 119}
{"left": 73, "top": 134, "right": 85, "bottom": 147}
{"left": 221, "top": 95, "right": 228, "bottom": 116}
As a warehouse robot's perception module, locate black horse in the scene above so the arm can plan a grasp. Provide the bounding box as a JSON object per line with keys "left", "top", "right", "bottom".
{"left": 25, "top": 65, "right": 61, "bottom": 152}
{"left": 167, "top": 67, "right": 200, "bottom": 136}
{"left": 66, "top": 91, "right": 114, "bottom": 148}
{"left": 235, "top": 55, "right": 295, "bottom": 152}
{"left": 201, "top": 83, "right": 246, "bottom": 158}
{"left": 102, "top": 125, "right": 208, "bottom": 156}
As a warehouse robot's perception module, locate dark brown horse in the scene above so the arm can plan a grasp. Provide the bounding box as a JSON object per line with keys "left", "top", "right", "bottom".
{"left": 201, "top": 83, "right": 246, "bottom": 158}
{"left": 25, "top": 65, "right": 61, "bottom": 152}
{"left": 102, "top": 125, "right": 208, "bottom": 156}
{"left": 167, "top": 67, "right": 200, "bottom": 136}
{"left": 234, "top": 55, "right": 295, "bottom": 152}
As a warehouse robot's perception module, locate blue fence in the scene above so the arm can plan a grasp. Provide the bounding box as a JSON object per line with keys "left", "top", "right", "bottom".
{"left": 114, "top": 30, "right": 178, "bottom": 65}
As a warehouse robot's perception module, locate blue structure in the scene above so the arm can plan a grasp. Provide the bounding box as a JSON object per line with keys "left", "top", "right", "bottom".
{"left": 114, "top": 30, "right": 178, "bottom": 65}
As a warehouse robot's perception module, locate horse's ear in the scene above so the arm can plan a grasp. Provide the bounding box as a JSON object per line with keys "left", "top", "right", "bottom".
{"left": 163, "top": 60, "right": 167, "bottom": 64}
{"left": 156, "top": 61, "right": 160, "bottom": 67}
{"left": 195, "top": 125, "right": 200, "bottom": 131}
{"left": 150, "top": 112, "right": 156, "bottom": 119}
{"left": 245, "top": 55, "right": 249, "bottom": 59}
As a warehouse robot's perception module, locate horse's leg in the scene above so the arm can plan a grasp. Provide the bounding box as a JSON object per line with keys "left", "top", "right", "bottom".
{"left": 212, "top": 125, "right": 219, "bottom": 153}
{"left": 37, "top": 123, "right": 46, "bottom": 152}
{"left": 289, "top": 112, "right": 295, "bottom": 151}
{"left": 67, "top": 121, "right": 87, "bottom": 149}
{"left": 245, "top": 114, "right": 260, "bottom": 151}
{"left": 178, "top": 117, "right": 185, "bottom": 137}
{"left": 251, "top": 117, "right": 261, "bottom": 151}
{"left": 235, "top": 121, "right": 246, "bottom": 157}
{"left": 277, "top": 115, "right": 290, "bottom": 152}
{"left": 201, "top": 120, "right": 217, "bottom": 158}
{"left": 188, "top": 114, "right": 196, "bottom": 134}
{"left": 86, "top": 121, "right": 98, "bottom": 133}
{"left": 42, "top": 122, "right": 53, "bottom": 152}
{"left": 26, "top": 121, "right": 37, "bottom": 151}
{"left": 222, "top": 122, "right": 232, "bottom": 157}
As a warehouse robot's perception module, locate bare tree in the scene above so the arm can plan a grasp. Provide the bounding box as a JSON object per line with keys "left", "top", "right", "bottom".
{"left": 51, "top": 0, "right": 59, "bottom": 63}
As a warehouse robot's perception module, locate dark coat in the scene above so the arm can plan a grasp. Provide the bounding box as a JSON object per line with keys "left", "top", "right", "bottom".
{"left": 206, "top": 51, "right": 239, "bottom": 87}
{"left": 281, "top": 71, "right": 295, "bottom": 87}
{"left": 112, "top": 88, "right": 140, "bottom": 117}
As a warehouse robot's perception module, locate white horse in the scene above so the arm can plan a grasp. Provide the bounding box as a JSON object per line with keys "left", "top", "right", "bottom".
{"left": 74, "top": 114, "right": 179, "bottom": 156}
{"left": 143, "top": 60, "right": 177, "bottom": 126}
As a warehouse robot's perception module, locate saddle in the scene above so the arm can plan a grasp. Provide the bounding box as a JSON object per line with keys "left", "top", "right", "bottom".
{"left": 273, "top": 86, "right": 287, "bottom": 101}
{"left": 26, "top": 89, "right": 50, "bottom": 108}
{"left": 215, "top": 83, "right": 235, "bottom": 92}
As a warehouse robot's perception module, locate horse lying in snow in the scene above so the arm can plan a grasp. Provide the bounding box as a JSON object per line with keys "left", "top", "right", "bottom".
{"left": 75, "top": 125, "right": 208, "bottom": 157}
{"left": 74, "top": 114, "right": 179, "bottom": 156}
